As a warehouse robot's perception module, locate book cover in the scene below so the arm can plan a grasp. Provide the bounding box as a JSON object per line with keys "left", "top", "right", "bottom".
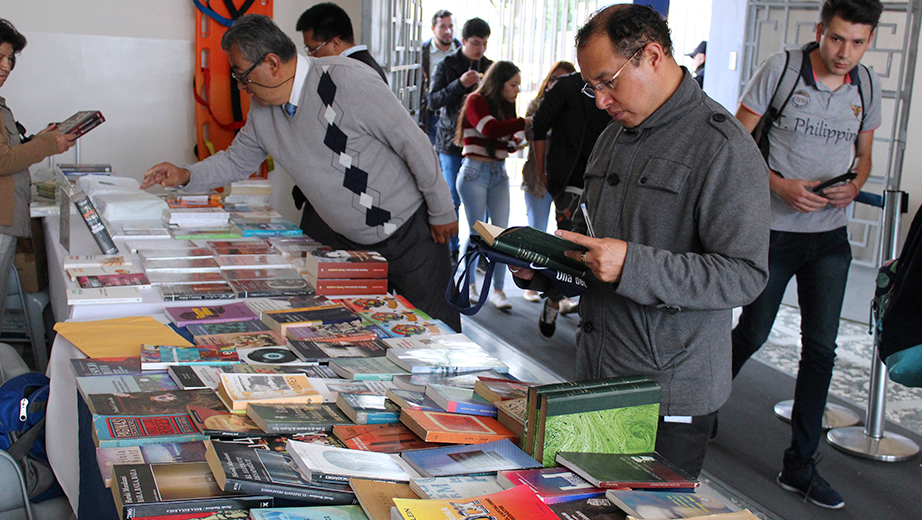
{"left": 332, "top": 423, "right": 439, "bottom": 454}
{"left": 139, "top": 247, "right": 215, "bottom": 261}
{"left": 381, "top": 333, "right": 480, "bottom": 351}
{"left": 231, "top": 364, "right": 338, "bottom": 379}
{"left": 170, "top": 227, "right": 243, "bottom": 241}
{"left": 339, "top": 295, "right": 414, "bottom": 313}
{"left": 160, "top": 282, "right": 237, "bottom": 301}
{"left": 555, "top": 452, "right": 699, "bottom": 489}
{"left": 262, "top": 306, "right": 359, "bottom": 334}
{"left": 548, "top": 497, "right": 626, "bottom": 520}
{"left": 236, "top": 345, "right": 315, "bottom": 366}
{"left": 386, "top": 348, "right": 509, "bottom": 375}
{"left": 71, "top": 356, "right": 143, "bottom": 377}
{"left": 350, "top": 478, "right": 416, "bottom": 520}
{"left": 87, "top": 389, "right": 224, "bottom": 416}
{"left": 474, "top": 220, "right": 588, "bottom": 278}
{"left": 186, "top": 320, "right": 272, "bottom": 337}
{"left": 214, "top": 254, "right": 291, "bottom": 269}
{"left": 409, "top": 475, "right": 504, "bottom": 500}
{"left": 399, "top": 439, "right": 541, "bottom": 478}
{"left": 169, "top": 365, "right": 226, "bottom": 390}
{"left": 399, "top": 409, "right": 514, "bottom": 444}
{"left": 605, "top": 489, "right": 733, "bottom": 519}
{"left": 391, "top": 371, "right": 511, "bottom": 394}
{"left": 305, "top": 275, "right": 389, "bottom": 296}
{"left": 247, "top": 403, "right": 352, "bottom": 434}
{"left": 245, "top": 295, "right": 334, "bottom": 315}
{"left": 375, "top": 320, "right": 453, "bottom": 338}
{"left": 143, "top": 258, "right": 221, "bottom": 272}
{"left": 96, "top": 441, "right": 207, "bottom": 487}
{"left": 146, "top": 271, "right": 226, "bottom": 286}
{"left": 66, "top": 265, "right": 141, "bottom": 281}
{"left": 328, "top": 358, "right": 409, "bottom": 381}
{"left": 336, "top": 393, "right": 401, "bottom": 424}
{"left": 57, "top": 110, "right": 105, "bottom": 137}
{"left": 76, "top": 272, "right": 151, "bottom": 289}
{"left": 358, "top": 309, "right": 429, "bottom": 326}
{"left": 217, "top": 373, "right": 322, "bottom": 412}
{"left": 194, "top": 330, "right": 286, "bottom": 349}
{"left": 63, "top": 254, "right": 128, "bottom": 268}
{"left": 111, "top": 461, "right": 273, "bottom": 520}
{"left": 230, "top": 278, "right": 315, "bottom": 298}
{"left": 496, "top": 467, "right": 606, "bottom": 504}
{"left": 385, "top": 389, "right": 442, "bottom": 412}
{"left": 71, "top": 190, "right": 119, "bottom": 254}
{"left": 187, "top": 404, "right": 267, "bottom": 437}
{"left": 205, "top": 440, "right": 357, "bottom": 504}
{"left": 92, "top": 414, "right": 206, "bottom": 447}
{"left": 77, "top": 373, "right": 178, "bottom": 398}
{"left": 140, "top": 343, "right": 240, "bottom": 370}
{"left": 288, "top": 338, "right": 386, "bottom": 364}
{"left": 221, "top": 268, "right": 300, "bottom": 280}
{"left": 391, "top": 483, "right": 557, "bottom": 520}
{"left": 474, "top": 377, "right": 539, "bottom": 403}
{"left": 164, "top": 302, "right": 258, "bottom": 328}
{"left": 308, "top": 378, "right": 389, "bottom": 404}
{"left": 286, "top": 321, "right": 380, "bottom": 343}
{"left": 303, "top": 250, "right": 388, "bottom": 279}
{"left": 250, "top": 506, "right": 368, "bottom": 520}
{"left": 495, "top": 398, "right": 527, "bottom": 447}
{"left": 424, "top": 384, "right": 497, "bottom": 417}
{"left": 286, "top": 441, "right": 420, "bottom": 483}
{"left": 67, "top": 287, "right": 142, "bottom": 305}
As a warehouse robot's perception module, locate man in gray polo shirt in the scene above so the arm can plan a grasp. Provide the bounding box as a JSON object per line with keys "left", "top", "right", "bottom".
{"left": 731, "top": 0, "right": 882, "bottom": 509}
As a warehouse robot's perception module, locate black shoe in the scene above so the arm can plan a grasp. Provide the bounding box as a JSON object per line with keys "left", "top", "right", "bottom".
{"left": 539, "top": 299, "right": 558, "bottom": 338}
{"left": 777, "top": 452, "right": 844, "bottom": 509}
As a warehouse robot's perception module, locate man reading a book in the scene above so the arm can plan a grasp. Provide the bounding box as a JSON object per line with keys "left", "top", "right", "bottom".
{"left": 140, "top": 15, "right": 460, "bottom": 332}
{"left": 512, "top": 4, "right": 770, "bottom": 478}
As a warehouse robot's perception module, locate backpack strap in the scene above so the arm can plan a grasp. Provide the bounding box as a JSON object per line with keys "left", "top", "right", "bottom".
{"left": 856, "top": 63, "right": 873, "bottom": 133}
{"left": 6, "top": 416, "right": 45, "bottom": 463}
{"left": 754, "top": 46, "right": 806, "bottom": 166}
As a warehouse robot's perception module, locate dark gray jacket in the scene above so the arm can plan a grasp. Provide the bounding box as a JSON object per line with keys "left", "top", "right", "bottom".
{"left": 427, "top": 49, "right": 492, "bottom": 155}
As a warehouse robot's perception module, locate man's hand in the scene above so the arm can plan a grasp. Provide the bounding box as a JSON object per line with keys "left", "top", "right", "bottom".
{"left": 557, "top": 230, "right": 628, "bottom": 283}
{"left": 36, "top": 124, "right": 76, "bottom": 154}
{"left": 141, "top": 162, "right": 192, "bottom": 190}
{"left": 820, "top": 180, "right": 860, "bottom": 209}
{"left": 429, "top": 221, "right": 459, "bottom": 244}
{"left": 460, "top": 70, "right": 480, "bottom": 88}
{"left": 771, "top": 176, "right": 828, "bottom": 213}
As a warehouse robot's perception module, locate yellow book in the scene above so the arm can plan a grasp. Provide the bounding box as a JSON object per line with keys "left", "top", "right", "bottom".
{"left": 216, "top": 372, "right": 321, "bottom": 412}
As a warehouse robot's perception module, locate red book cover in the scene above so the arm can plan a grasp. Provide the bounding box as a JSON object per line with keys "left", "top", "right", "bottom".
{"left": 309, "top": 278, "right": 388, "bottom": 296}
{"left": 305, "top": 250, "right": 389, "bottom": 279}
{"left": 332, "top": 423, "right": 440, "bottom": 453}
{"left": 399, "top": 409, "right": 516, "bottom": 444}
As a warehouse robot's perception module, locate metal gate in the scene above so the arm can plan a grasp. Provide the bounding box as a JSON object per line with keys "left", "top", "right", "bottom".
{"left": 377, "top": 0, "right": 424, "bottom": 117}
{"left": 740, "top": 0, "right": 921, "bottom": 266}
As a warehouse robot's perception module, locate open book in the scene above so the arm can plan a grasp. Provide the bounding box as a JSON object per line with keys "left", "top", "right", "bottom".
{"left": 473, "top": 221, "right": 588, "bottom": 278}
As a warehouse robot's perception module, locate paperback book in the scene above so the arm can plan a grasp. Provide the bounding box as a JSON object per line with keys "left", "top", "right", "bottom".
{"left": 424, "top": 384, "right": 497, "bottom": 417}
{"left": 216, "top": 373, "right": 322, "bottom": 412}
{"left": 350, "top": 478, "right": 415, "bottom": 520}
{"left": 339, "top": 295, "right": 414, "bottom": 313}
{"left": 286, "top": 321, "right": 380, "bottom": 343}
{"left": 77, "top": 373, "right": 178, "bottom": 399}
{"left": 288, "top": 338, "right": 388, "bottom": 364}
{"left": 146, "top": 271, "right": 226, "bottom": 286}
{"left": 138, "top": 247, "right": 214, "bottom": 261}
{"left": 249, "top": 506, "right": 368, "bottom": 520}
{"left": 66, "top": 265, "right": 141, "bottom": 282}
{"left": 140, "top": 343, "right": 240, "bottom": 370}
{"left": 496, "top": 467, "right": 605, "bottom": 504}
{"left": 213, "top": 254, "right": 291, "bottom": 269}
{"left": 332, "top": 423, "right": 440, "bottom": 454}
{"left": 391, "top": 483, "right": 557, "bottom": 520}
{"left": 304, "top": 275, "right": 388, "bottom": 296}
{"left": 169, "top": 365, "right": 226, "bottom": 390}
{"left": 246, "top": 403, "right": 352, "bottom": 434}
{"left": 386, "top": 348, "right": 509, "bottom": 375}
{"left": 399, "top": 438, "right": 541, "bottom": 478}
{"left": 185, "top": 320, "right": 272, "bottom": 337}
{"left": 186, "top": 404, "right": 267, "bottom": 437}
{"left": 164, "top": 302, "right": 258, "bottom": 328}
{"left": 75, "top": 272, "right": 151, "bottom": 289}
{"left": 302, "top": 250, "right": 388, "bottom": 279}
{"left": 245, "top": 295, "right": 334, "bottom": 316}
{"left": 409, "top": 475, "right": 504, "bottom": 500}
{"left": 96, "top": 441, "right": 207, "bottom": 487}
{"left": 391, "top": 371, "right": 512, "bottom": 394}
{"left": 67, "top": 287, "right": 142, "bottom": 305}
{"left": 87, "top": 389, "right": 225, "bottom": 416}
{"left": 236, "top": 345, "right": 313, "bottom": 366}
{"left": 230, "top": 278, "right": 314, "bottom": 298}
{"left": 328, "top": 357, "right": 409, "bottom": 381}
{"left": 143, "top": 258, "right": 221, "bottom": 273}
{"left": 286, "top": 441, "right": 421, "bottom": 483}
{"left": 605, "top": 488, "right": 733, "bottom": 519}
{"left": 160, "top": 282, "right": 237, "bottom": 301}
{"left": 261, "top": 306, "right": 360, "bottom": 334}
{"left": 335, "top": 393, "right": 401, "bottom": 424}
{"left": 555, "top": 452, "right": 700, "bottom": 489}
{"left": 399, "top": 409, "right": 514, "bottom": 444}
{"left": 385, "top": 389, "right": 442, "bottom": 412}
{"left": 193, "top": 330, "right": 286, "bottom": 349}
{"left": 71, "top": 356, "right": 142, "bottom": 377}
{"left": 92, "top": 414, "right": 206, "bottom": 447}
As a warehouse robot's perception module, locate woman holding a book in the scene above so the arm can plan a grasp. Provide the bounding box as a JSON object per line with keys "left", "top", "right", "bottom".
{"left": 454, "top": 61, "right": 527, "bottom": 310}
{"left": 0, "top": 18, "right": 75, "bottom": 318}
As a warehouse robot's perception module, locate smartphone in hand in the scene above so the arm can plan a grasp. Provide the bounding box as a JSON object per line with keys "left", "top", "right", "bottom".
{"left": 812, "top": 172, "right": 857, "bottom": 193}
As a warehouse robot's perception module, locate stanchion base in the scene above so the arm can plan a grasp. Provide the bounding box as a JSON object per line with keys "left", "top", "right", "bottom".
{"left": 773, "top": 400, "right": 861, "bottom": 430}
{"left": 827, "top": 426, "right": 919, "bottom": 462}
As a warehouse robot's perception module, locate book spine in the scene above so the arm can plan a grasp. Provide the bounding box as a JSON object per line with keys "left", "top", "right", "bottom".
{"left": 224, "top": 477, "right": 358, "bottom": 504}
{"left": 97, "top": 433, "right": 207, "bottom": 448}
{"left": 73, "top": 194, "right": 119, "bottom": 254}
{"left": 449, "top": 402, "right": 498, "bottom": 417}
{"left": 123, "top": 495, "right": 274, "bottom": 519}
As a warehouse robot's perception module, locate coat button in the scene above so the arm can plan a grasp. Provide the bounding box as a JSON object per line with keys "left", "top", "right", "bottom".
{"left": 583, "top": 321, "right": 594, "bottom": 333}
{"left": 640, "top": 177, "right": 648, "bottom": 184}
{"left": 608, "top": 175, "right": 620, "bottom": 186}
{"left": 712, "top": 113, "right": 727, "bottom": 122}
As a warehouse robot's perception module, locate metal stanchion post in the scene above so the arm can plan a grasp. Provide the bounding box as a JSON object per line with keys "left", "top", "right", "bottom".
{"left": 827, "top": 190, "right": 919, "bottom": 461}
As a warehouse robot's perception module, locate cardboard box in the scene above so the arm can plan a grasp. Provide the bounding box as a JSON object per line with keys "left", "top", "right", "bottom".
{"left": 13, "top": 251, "right": 48, "bottom": 293}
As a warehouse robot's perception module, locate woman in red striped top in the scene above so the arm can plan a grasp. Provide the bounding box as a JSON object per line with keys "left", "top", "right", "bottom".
{"left": 454, "top": 61, "right": 527, "bottom": 310}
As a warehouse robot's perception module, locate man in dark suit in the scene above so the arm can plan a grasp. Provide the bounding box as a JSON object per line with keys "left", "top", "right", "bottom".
{"left": 296, "top": 2, "right": 387, "bottom": 83}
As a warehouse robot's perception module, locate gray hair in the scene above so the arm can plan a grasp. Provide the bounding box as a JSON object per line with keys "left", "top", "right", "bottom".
{"left": 221, "top": 14, "right": 297, "bottom": 63}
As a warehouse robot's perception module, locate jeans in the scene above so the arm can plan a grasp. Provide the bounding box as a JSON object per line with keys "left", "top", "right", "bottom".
{"left": 457, "top": 158, "right": 510, "bottom": 292}
{"left": 438, "top": 152, "right": 463, "bottom": 253}
{"left": 427, "top": 111, "right": 439, "bottom": 146}
{"left": 732, "top": 227, "right": 852, "bottom": 461}
{"left": 524, "top": 191, "right": 553, "bottom": 233}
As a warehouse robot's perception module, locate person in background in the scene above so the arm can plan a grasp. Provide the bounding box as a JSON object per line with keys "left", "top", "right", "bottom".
{"left": 731, "top": 0, "right": 883, "bottom": 509}
{"left": 420, "top": 10, "right": 461, "bottom": 145}
{"left": 687, "top": 40, "right": 706, "bottom": 88}
{"left": 140, "top": 15, "right": 460, "bottom": 332}
{"left": 528, "top": 64, "right": 612, "bottom": 335}
{"left": 455, "top": 61, "right": 527, "bottom": 310}
{"left": 429, "top": 17, "right": 493, "bottom": 268}
{"left": 520, "top": 61, "right": 576, "bottom": 304}
{"left": 296, "top": 2, "right": 387, "bottom": 82}
{"left": 0, "top": 18, "right": 75, "bottom": 321}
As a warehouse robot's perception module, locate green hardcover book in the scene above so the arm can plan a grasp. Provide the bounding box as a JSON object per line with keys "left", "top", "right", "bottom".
{"left": 247, "top": 403, "right": 353, "bottom": 434}
{"left": 474, "top": 221, "right": 588, "bottom": 278}
{"left": 534, "top": 379, "right": 660, "bottom": 467}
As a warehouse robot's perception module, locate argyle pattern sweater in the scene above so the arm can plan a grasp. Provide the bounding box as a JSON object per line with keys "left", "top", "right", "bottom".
{"left": 186, "top": 56, "right": 454, "bottom": 244}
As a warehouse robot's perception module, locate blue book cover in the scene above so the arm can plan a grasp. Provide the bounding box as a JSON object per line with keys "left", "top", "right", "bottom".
{"left": 400, "top": 439, "right": 541, "bottom": 478}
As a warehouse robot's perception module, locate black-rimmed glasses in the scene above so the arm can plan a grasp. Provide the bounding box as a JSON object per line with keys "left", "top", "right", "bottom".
{"left": 231, "top": 53, "right": 268, "bottom": 85}
{"left": 581, "top": 46, "right": 645, "bottom": 98}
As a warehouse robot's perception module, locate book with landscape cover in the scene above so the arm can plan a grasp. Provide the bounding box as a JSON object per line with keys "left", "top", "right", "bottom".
{"left": 185, "top": 319, "right": 272, "bottom": 337}
{"left": 76, "top": 373, "right": 177, "bottom": 399}
{"left": 474, "top": 220, "right": 588, "bottom": 278}
{"left": 67, "top": 286, "right": 142, "bottom": 305}
{"left": 286, "top": 321, "right": 380, "bottom": 343}
{"left": 87, "top": 389, "right": 224, "bottom": 416}
{"left": 425, "top": 384, "right": 497, "bottom": 417}
{"left": 217, "top": 373, "right": 322, "bottom": 412}
{"left": 533, "top": 379, "right": 661, "bottom": 467}
{"left": 605, "top": 488, "right": 733, "bottom": 519}
{"left": 261, "top": 306, "right": 359, "bottom": 334}
{"left": 399, "top": 409, "right": 514, "bottom": 444}
{"left": 160, "top": 282, "right": 238, "bottom": 301}
{"left": 409, "top": 475, "right": 504, "bottom": 500}
{"left": 391, "top": 483, "right": 557, "bottom": 520}
{"left": 286, "top": 441, "right": 420, "bottom": 483}
{"left": 399, "top": 438, "right": 541, "bottom": 478}
{"left": 96, "top": 441, "right": 207, "bottom": 487}
{"left": 205, "top": 439, "right": 357, "bottom": 504}
{"left": 229, "top": 278, "right": 315, "bottom": 298}
{"left": 164, "top": 302, "right": 258, "bottom": 328}
{"left": 332, "top": 423, "right": 440, "bottom": 453}
{"left": 303, "top": 250, "right": 388, "bottom": 279}
{"left": 193, "top": 330, "right": 286, "bottom": 349}
{"left": 350, "top": 478, "right": 416, "bottom": 520}
{"left": 76, "top": 272, "right": 151, "bottom": 289}
{"left": 250, "top": 506, "right": 369, "bottom": 520}
{"left": 92, "top": 414, "right": 207, "bottom": 448}
{"left": 140, "top": 344, "right": 240, "bottom": 370}
{"left": 336, "top": 393, "right": 401, "bottom": 424}
{"left": 555, "top": 452, "right": 699, "bottom": 489}
{"left": 496, "top": 467, "right": 606, "bottom": 504}
{"left": 186, "top": 405, "right": 267, "bottom": 437}
{"left": 386, "top": 348, "right": 509, "bottom": 375}
{"left": 328, "top": 357, "right": 409, "bottom": 381}
{"left": 72, "top": 356, "right": 143, "bottom": 377}
{"left": 385, "top": 389, "right": 441, "bottom": 412}
{"left": 246, "top": 403, "right": 352, "bottom": 434}
{"left": 111, "top": 461, "right": 273, "bottom": 519}
{"left": 289, "top": 338, "right": 388, "bottom": 364}
{"left": 169, "top": 365, "right": 226, "bottom": 390}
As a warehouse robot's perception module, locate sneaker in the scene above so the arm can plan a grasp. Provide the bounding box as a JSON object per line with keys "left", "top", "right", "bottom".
{"left": 558, "top": 298, "right": 579, "bottom": 315}
{"left": 523, "top": 290, "right": 541, "bottom": 303}
{"left": 539, "top": 299, "right": 558, "bottom": 338}
{"left": 776, "top": 455, "right": 844, "bottom": 509}
{"left": 469, "top": 283, "right": 480, "bottom": 305}
{"left": 477, "top": 257, "right": 487, "bottom": 274}
{"left": 490, "top": 290, "right": 512, "bottom": 310}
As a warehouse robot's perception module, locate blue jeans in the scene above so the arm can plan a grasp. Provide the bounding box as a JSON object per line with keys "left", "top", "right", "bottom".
{"left": 438, "top": 152, "right": 463, "bottom": 253}
{"left": 427, "top": 111, "right": 439, "bottom": 145}
{"left": 731, "top": 227, "right": 852, "bottom": 461}
{"left": 457, "top": 158, "right": 510, "bottom": 291}
{"left": 524, "top": 191, "right": 553, "bottom": 233}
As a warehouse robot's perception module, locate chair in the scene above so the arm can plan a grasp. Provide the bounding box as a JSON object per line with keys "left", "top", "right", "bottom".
{"left": 3, "top": 268, "right": 51, "bottom": 373}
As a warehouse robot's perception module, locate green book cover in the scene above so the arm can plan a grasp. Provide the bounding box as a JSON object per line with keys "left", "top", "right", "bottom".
{"left": 535, "top": 380, "right": 660, "bottom": 467}
{"left": 246, "top": 403, "right": 353, "bottom": 434}
{"left": 474, "top": 221, "right": 589, "bottom": 278}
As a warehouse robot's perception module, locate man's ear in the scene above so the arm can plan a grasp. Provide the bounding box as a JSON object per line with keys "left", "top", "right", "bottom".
{"left": 645, "top": 42, "right": 666, "bottom": 71}
{"left": 815, "top": 21, "right": 825, "bottom": 42}
{"left": 264, "top": 53, "right": 282, "bottom": 75}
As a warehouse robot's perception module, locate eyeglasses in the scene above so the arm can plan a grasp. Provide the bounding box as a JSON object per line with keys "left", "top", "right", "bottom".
{"left": 581, "top": 46, "right": 645, "bottom": 98}
{"left": 230, "top": 53, "right": 267, "bottom": 85}
{"left": 304, "top": 40, "right": 330, "bottom": 57}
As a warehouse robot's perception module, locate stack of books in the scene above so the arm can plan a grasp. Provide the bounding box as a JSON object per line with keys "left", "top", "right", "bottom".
{"left": 299, "top": 250, "right": 389, "bottom": 296}
{"left": 223, "top": 178, "right": 272, "bottom": 208}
